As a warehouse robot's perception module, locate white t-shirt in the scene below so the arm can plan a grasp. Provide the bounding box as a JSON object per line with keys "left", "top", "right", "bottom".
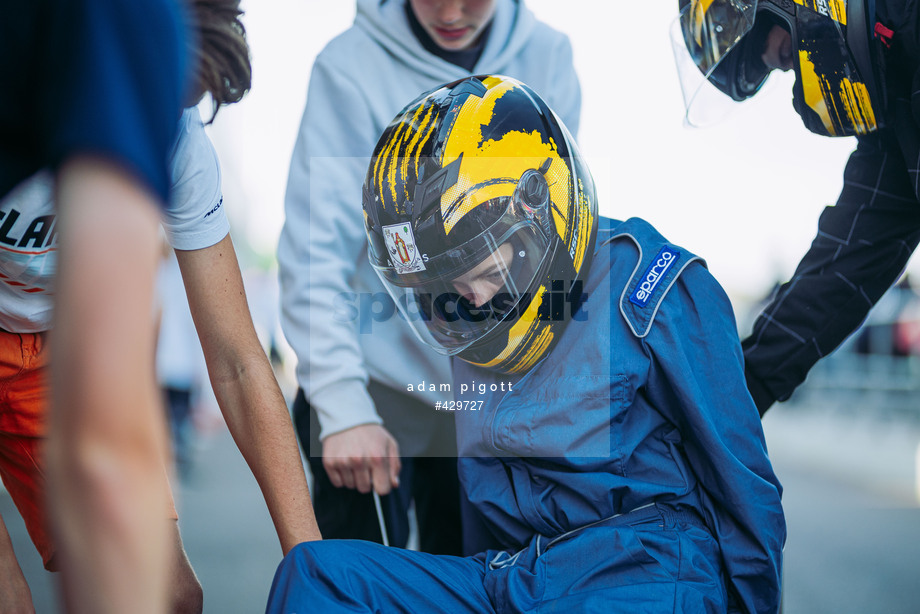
{"left": 0, "top": 107, "right": 230, "bottom": 332}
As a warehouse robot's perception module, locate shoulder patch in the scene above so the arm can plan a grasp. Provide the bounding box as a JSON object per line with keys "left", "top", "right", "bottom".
{"left": 628, "top": 246, "right": 680, "bottom": 308}
{"left": 605, "top": 218, "right": 703, "bottom": 338}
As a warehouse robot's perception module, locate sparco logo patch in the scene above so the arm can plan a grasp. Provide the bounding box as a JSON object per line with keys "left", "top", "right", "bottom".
{"left": 629, "top": 246, "right": 680, "bottom": 308}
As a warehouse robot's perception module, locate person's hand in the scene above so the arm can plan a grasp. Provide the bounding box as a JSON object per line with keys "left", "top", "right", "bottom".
{"left": 322, "top": 424, "right": 401, "bottom": 495}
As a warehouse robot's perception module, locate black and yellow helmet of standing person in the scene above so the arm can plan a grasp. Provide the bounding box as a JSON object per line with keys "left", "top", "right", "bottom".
{"left": 362, "top": 75, "right": 597, "bottom": 375}
{"left": 671, "top": 0, "right": 886, "bottom": 136}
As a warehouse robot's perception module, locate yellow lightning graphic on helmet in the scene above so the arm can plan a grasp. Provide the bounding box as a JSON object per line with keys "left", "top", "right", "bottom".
{"left": 799, "top": 49, "right": 876, "bottom": 136}
{"left": 438, "top": 77, "right": 572, "bottom": 237}
{"left": 573, "top": 178, "right": 593, "bottom": 273}
{"left": 374, "top": 102, "right": 438, "bottom": 215}
{"left": 839, "top": 80, "right": 876, "bottom": 134}
{"left": 793, "top": 0, "right": 846, "bottom": 25}
{"left": 474, "top": 286, "right": 552, "bottom": 373}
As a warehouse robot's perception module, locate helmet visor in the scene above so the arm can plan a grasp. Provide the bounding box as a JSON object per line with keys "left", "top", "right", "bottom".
{"left": 672, "top": 1, "right": 780, "bottom": 125}
{"left": 679, "top": 0, "right": 758, "bottom": 77}
{"left": 372, "top": 199, "right": 552, "bottom": 355}
{"left": 671, "top": 14, "right": 745, "bottom": 126}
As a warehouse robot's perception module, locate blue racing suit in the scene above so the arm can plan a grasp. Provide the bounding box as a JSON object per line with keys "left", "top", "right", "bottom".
{"left": 266, "top": 217, "right": 785, "bottom": 614}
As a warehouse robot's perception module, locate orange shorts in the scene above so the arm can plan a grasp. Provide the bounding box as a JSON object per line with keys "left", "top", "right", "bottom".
{"left": 0, "top": 329, "right": 178, "bottom": 571}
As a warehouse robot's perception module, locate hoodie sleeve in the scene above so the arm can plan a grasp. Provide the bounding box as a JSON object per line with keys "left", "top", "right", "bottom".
{"left": 277, "top": 54, "right": 382, "bottom": 439}
{"left": 645, "top": 263, "right": 786, "bottom": 614}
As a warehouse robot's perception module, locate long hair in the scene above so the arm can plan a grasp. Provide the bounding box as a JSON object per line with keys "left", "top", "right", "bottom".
{"left": 189, "top": 0, "right": 252, "bottom": 123}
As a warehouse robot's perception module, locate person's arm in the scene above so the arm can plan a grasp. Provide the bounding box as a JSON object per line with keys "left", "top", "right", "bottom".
{"left": 742, "top": 135, "right": 920, "bottom": 414}
{"left": 47, "top": 157, "right": 171, "bottom": 614}
{"left": 277, "top": 56, "right": 400, "bottom": 495}
{"left": 646, "top": 262, "right": 785, "bottom": 614}
{"left": 32, "top": 0, "right": 187, "bottom": 609}
{"left": 0, "top": 515, "right": 35, "bottom": 614}
{"left": 175, "top": 235, "right": 320, "bottom": 552}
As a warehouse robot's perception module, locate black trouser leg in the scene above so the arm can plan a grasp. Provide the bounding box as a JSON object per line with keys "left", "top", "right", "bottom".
{"left": 292, "top": 388, "right": 410, "bottom": 546}
{"left": 412, "top": 455, "right": 462, "bottom": 555}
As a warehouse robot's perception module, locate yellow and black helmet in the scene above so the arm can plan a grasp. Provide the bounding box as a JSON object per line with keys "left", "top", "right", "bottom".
{"left": 362, "top": 75, "right": 597, "bottom": 374}
{"left": 672, "top": 0, "right": 885, "bottom": 136}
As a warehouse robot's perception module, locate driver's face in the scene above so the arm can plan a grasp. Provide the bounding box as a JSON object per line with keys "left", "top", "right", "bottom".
{"left": 451, "top": 243, "right": 513, "bottom": 307}
{"left": 761, "top": 24, "right": 794, "bottom": 71}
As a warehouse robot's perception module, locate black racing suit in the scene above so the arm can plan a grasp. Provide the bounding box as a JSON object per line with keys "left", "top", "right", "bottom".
{"left": 743, "top": 0, "right": 920, "bottom": 414}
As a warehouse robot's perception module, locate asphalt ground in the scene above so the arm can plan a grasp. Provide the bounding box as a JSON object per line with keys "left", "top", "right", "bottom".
{"left": 2, "top": 403, "right": 918, "bottom": 613}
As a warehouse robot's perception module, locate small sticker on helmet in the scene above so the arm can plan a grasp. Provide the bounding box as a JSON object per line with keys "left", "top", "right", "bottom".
{"left": 383, "top": 223, "right": 427, "bottom": 274}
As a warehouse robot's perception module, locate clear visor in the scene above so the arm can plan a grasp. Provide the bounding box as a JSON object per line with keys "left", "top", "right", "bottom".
{"left": 372, "top": 201, "right": 552, "bottom": 355}
{"left": 670, "top": 0, "right": 759, "bottom": 127}
{"left": 679, "top": 0, "right": 757, "bottom": 77}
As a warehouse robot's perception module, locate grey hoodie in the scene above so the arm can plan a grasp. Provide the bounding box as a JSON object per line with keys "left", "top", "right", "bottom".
{"left": 278, "top": 0, "right": 581, "bottom": 440}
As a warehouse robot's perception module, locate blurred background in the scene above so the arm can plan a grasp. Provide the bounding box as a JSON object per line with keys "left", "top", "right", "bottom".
{"left": 2, "top": 1, "right": 918, "bottom": 612}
